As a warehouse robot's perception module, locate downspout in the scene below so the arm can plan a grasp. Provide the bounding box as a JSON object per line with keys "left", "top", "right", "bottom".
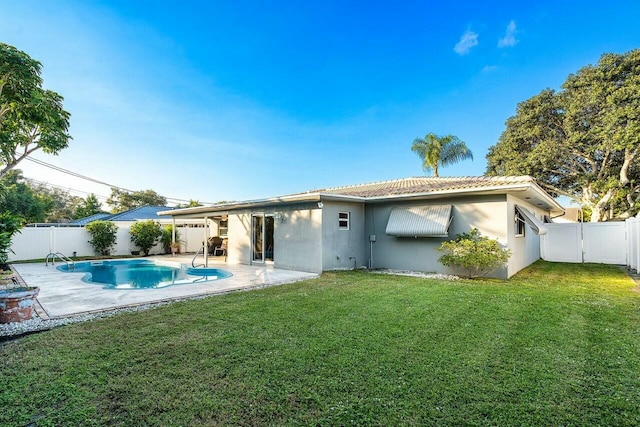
{"left": 368, "top": 207, "right": 375, "bottom": 269}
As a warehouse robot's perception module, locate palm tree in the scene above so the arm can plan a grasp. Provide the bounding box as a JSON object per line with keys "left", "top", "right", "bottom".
{"left": 411, "top": 133, "right": 473, "bottom": 177}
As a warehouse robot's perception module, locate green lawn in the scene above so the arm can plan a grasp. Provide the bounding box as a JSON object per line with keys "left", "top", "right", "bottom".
{"left": 2, "top": 261, "right": 640, "bottom": 426}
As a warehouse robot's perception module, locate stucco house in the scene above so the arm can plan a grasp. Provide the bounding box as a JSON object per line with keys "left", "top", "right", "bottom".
{"left": 159, "top": 176, "right": 563, "bottom": 279}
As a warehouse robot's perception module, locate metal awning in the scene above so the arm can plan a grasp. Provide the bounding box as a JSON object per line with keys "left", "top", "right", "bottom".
{"left": 515, "top": 205, "right": 548, "bottom": 235}
{"left": 385, "top": 205, "right": 452, "bottom": 238}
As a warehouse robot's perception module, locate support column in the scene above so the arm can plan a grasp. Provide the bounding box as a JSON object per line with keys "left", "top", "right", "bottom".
{"left": 204, "top": 216, "right": 209, "bottom": 267}
{"left": 171, "top": 217, "right": 176, "bottom": 256}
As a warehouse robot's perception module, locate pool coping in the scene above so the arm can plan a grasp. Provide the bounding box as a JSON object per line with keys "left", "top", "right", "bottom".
{"left": 10, "top": 257, "right": 319, "bottom": 320}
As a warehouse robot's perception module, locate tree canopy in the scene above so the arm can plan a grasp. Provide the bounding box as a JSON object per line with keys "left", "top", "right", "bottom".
{"left": 29, "top": 183, "right": 84, "bottom": 223}
{"left": 175, "top": 199, "right": 203, "bottom": 208}
{"left": 0, "top": 170, "right": 104, "bottom": 223}
{"left": 411, "top": 133, "right": 473, "bottom": 177}
{"left": 0, "top": 43, "right": 71, "bottom": 177}
{"left": 73, "top": 194, "right": 104, "bottom": 219}
{"left": 486, "top": 49, "right": 640, "bottom": 221}
{"left": 0, "top": 170, "right": 51, "bottom": 223}
{"left": 107, "top": 188, "right": 167, "bottom": 213}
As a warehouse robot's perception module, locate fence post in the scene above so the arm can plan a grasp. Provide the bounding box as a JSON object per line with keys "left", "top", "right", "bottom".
{"left": 627, "top": 218, "right": 634, "bottom": 271}
{"left": 636, "top": 218, "right": 640, "bottom": 273}
{"left": 49, "top": 226, "right": 55, "bottom": 255}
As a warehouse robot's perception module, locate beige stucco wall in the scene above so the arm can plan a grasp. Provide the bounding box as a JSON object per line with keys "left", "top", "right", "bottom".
{"left": 506, "top": 195, "right": 548, "bottom": 277}
{"left": 226, "top": 203, "right": 323, "bottom": 273}
{"left": 366, "top": 195, "right": 510, "bottom": 278}
{"left": 321, "top": 201, "right": 367, "bottom": 270}
{"left": 227, "top": 212, "right": 252, "bottom": 265}
{"left": 274, "top": 204, "right": 323, "bottom": 273}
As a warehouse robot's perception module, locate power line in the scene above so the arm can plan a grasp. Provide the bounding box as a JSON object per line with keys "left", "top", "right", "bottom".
{"left": 24, "top": 178, "right": 110, "bottom": 201}
{"left": 25, "top": 157, "right": 132, "bottom": 193}
{"left": 24, "top": 156, "right": 215, "bottom": 205}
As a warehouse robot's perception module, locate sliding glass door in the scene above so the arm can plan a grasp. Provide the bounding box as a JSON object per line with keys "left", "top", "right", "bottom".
{"left": 252, "top": 214, "right": 274, "bottom": 263}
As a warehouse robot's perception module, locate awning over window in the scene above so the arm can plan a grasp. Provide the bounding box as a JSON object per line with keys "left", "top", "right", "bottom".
{"left": 386, "top": 205, "right": 452, "bottom": 237}
{"left": 515, "top": 205, "right": 548, "bottom": 235}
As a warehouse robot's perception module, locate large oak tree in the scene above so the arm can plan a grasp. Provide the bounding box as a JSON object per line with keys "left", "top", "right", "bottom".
{"left": 487, "top": 50, "right": 640, "bottom": 221}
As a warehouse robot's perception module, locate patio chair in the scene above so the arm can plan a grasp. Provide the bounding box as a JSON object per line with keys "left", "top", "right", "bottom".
{"left": 208, "top": 236, "right": 223, "bottom": 255}
{"left": 214, "top": 239, "right": 227, "bottom": 257}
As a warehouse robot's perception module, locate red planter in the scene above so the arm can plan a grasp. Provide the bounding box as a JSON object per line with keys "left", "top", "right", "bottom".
{"left": 0, "top": 287, "right": 40, "bottom": 323}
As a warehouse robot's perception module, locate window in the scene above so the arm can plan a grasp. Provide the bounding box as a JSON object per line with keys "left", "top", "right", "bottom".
{"left": 339, "top": 212, "right": 350, "bottom": 230}
{"left": 218, "top": 219, "right": 228, "bottom": 238}
{"left": 515, "top": 209, "right": 526, "bottom": 237}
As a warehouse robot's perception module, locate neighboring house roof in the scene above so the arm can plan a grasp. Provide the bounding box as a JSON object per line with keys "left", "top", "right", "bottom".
{"left": 70, "top": 213, "right": 111, "bottom": 225}
{"left": 106, "top": 205, "right": 176, "bottom": 222}
{"left": 71, "top": 206, "right": 176, "bottom": 224}
{"left": 159, "top": 176, "right": 564, "bottom": 217}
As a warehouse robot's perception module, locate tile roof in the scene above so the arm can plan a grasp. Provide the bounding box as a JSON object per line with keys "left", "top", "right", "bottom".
{"left": 158, "top": 175, "right": 563, "bottom": 218}
{"left": 316, "top": 176, "right": 536, "bottom": 198}
{"left": 70, "top": 212, "right": 111, "bottom": 225}
{"left": 106, "top": 205, "right": 176, "bottom": 221}
{"left": 73, "top": 206, "right": 176, "bottom": 224}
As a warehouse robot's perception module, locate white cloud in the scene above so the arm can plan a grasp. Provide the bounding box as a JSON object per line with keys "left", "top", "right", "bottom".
{"left": 482, "top": 65, "right": 498, "bottom": 73}
{"left": 454, "top": 29, "right": 479, "bottom": 55}
{"left": 498, "top": 20, "right": 518, "bottom": 48}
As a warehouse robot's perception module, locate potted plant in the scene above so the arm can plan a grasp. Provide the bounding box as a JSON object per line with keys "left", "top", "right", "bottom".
{"left": 161, "top": 225, "right": 180, "bottom": 254}
{"left": 0, "top": 212, "right": 39, "bottom": 323}
{"left": 0, "top": 272, "right": 39, "bottom": 323}
{"left": 170, "top": 240, "right": 181, "bottom": 255}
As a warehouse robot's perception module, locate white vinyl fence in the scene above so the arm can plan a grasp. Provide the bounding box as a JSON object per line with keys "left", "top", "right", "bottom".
{"left": 541, "top": 218, "right": 639, "bottom": 270}
{"left": 9, "top": 225, "right": 209, "bottom": 262}
{"left": 627, "top": 218, "right": 640, "bottom": 273}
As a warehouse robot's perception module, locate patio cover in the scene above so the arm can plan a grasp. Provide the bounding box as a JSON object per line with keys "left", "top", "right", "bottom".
{"left": 515, "top": 205, "right": 548, "bottom": 235}
{"left": 385, "top": 205, "right": 452, "bottom": 238}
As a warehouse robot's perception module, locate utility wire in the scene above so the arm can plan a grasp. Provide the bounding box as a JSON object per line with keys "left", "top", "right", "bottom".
{"left": 25, "top": 157, "right": 132, "bottom": 193}
{"left": 24, "top": 156, "right": 215, "bottom": 205}
{"left": 24, "top": 178, "right": 110, "bottom": 201}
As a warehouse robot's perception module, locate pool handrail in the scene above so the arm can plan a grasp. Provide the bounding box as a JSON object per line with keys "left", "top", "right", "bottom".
{"left": 45, "top": 252, "right": 76, "bottom": 271}
{"left": 191, "top": 246, "right": 205, "bottom": 268}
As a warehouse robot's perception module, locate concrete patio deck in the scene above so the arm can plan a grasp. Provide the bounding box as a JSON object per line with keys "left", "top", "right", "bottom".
{"left": 11, "top": 255, "right": 318, "bottom": 319}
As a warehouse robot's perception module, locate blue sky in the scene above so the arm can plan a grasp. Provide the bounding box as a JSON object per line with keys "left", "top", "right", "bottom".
{"left": 1, "top": 1, "right": 639, "bottom": 205}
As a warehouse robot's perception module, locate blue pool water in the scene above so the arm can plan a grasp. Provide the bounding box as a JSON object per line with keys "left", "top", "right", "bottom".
{"left": 57, "top": 259, "right": 232, "bottom": 289}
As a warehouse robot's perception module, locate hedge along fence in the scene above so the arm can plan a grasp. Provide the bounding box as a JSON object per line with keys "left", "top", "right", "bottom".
{"left": 8, "top": 224, "right": 207, "bottom": 261}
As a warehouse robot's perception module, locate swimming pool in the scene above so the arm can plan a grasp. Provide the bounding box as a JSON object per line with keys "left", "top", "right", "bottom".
{"left": 57, "top": 259, "right": 232, "bottom": 289}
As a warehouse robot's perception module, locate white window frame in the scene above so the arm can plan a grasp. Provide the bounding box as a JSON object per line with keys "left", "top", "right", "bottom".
{"left": 515, "top": 209, "right": 526, "bottom": 237}
{"left": 338, "top": 211, "right": 350, "bottom": 230}
{"left": 218, "top": 218, "right": 228, "bottom": 238}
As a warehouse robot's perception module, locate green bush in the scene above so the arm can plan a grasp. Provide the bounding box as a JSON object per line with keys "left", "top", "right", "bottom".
{"left": 160, "top": 225, "right": 180, "bottom": 254}
{"left": 130, "top": 220, "right": 163, "bottom": 256}
{"left": 86, "top": 221, "right": 118, "bottom": 256}
{"left": 0, "top": 212, "right": 23, "bottom": 267}
{"left": 438, "top": 228, "right": 511, "bottom": 279}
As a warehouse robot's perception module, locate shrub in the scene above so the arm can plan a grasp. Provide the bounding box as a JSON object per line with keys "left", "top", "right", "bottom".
{"left": 0, "top": 212, "right": 23, "bottom": 267}
{"left": 160, "top": 225, "right": 180, "bottom": 254}
{"left": 438, "top": 228, "right": 511, "bottom": 279}
{"left": 86, "top": 221, "right": 118, "bottom": 256}
{"left": 130, "top": 220, "right": 163, "bottom": 256}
